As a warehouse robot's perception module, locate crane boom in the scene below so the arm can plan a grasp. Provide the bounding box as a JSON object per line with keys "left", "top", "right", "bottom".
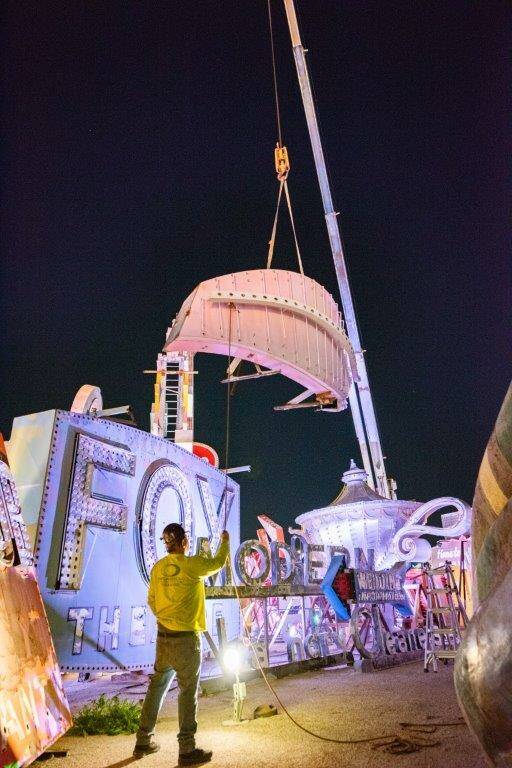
{"left": 283, "top": 0, "right": 391, "bottom": 498}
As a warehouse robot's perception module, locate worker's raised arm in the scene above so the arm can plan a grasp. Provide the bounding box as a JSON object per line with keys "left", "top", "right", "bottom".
{"left": 147, "top": 566, "right": 156, "bottom": 615}
{"left": 189, "top": 531, "right": 230, "bottom": 578}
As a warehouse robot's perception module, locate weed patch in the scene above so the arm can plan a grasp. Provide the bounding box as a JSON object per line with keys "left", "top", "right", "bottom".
{"left": 70, "top": 695, "right": 141, "bottom": 736}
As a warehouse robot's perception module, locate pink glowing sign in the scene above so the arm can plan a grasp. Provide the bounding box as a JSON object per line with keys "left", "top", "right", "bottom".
{"left": 164, "top": 269, "right": 357, "bottom": 410}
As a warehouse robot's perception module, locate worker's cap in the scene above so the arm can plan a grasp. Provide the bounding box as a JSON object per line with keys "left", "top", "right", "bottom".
{"left": 161, "top": 523, "right": 186, "bottom": 544}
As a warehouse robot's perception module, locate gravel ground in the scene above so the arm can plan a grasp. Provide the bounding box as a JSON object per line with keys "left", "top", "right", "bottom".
{"left": 52, "top": 661, "right": 486, "bottom": 768}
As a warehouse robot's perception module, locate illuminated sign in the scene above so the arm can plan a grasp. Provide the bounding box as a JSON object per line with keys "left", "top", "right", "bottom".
{"left": 0, "top": 566, "right": 73, "bottom": 767}
{"left": 221, "top": 537, "right": 347, "bottom": 592}
{"left": 9, "top": 408, "right": 423, "bottom": 674}
{"left": 322, "top": 555, "right": 411, "bottom": 618}
{"left": 0, "top": 457, "right": 32, "bottom": 567}
{"left": 0, "top": 457, "right": 72, "bottom": 767}
{"left": 8, "top": 410, "right": 240, "bottom": 672}
{"left": 353, "top": 569, "right": 411, "bottom": 614}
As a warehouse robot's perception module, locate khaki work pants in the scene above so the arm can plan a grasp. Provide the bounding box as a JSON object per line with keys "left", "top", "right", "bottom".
{"left": 136, "top": 632, "right": 201, "bottom": 754}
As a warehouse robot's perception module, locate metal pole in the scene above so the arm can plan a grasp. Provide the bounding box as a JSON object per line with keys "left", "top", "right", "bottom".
{"left": 263, "top": 597, "right": 269, "bottom": 665}
{"left": 283, "top": 0, "right": 390, "bottom": 498}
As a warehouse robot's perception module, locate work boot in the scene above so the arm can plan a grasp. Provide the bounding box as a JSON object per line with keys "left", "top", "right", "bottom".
{"left": 133, "top": 740, "right": 160, "bottom": 758}
{"left": 178, "top": 748, "right": 213, "bottom": 766}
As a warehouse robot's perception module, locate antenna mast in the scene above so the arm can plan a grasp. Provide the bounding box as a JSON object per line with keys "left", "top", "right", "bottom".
{"left": 283, "top": 0, "right": 392, "bottom": 498}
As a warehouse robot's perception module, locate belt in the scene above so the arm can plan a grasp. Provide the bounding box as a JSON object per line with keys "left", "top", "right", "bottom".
{"left": 157, "top": 628, "right": 197, "bottom": 638}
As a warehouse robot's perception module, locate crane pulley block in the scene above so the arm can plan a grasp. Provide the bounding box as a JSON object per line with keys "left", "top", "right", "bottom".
{"left": 275, "top": 143, "right": 290, "bottom": 180}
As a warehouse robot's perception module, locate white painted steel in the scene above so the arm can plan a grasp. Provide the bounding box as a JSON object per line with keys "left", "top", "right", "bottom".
{"left": 212, "top": 291, "right": 346, "bottom": 343}
{"left": 297, "top": 464, "right": 471, "bottom": 570}
{"left": 283, "top": 0, "right": 390, "bottom": 497}
{"left": 71, "top": 385, "right": 103, "bottom": 414}
{"left": 296, "top": 463, "right": 420, "bottom": 570}
{"left": 389, "top": 497, "right": 472, "bottom": 563}
{"left": 164, "top": 269, "right": 357, "bottom": 409}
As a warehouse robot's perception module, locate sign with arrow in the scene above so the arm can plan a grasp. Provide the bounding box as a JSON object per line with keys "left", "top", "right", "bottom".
{"left": 322, "top": 555, "right": 412, "bottom": 619}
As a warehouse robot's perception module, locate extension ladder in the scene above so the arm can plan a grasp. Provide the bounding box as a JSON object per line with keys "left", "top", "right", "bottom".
{"left": 423, "top": 562, "right": 468, "bottom": 672}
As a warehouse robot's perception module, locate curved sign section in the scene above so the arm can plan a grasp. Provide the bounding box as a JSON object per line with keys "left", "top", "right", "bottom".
{"left": 389, "top": 497, "right": 472, "bottom": 563}
{"left": 164, "top": 269, "right": 357, "bottom": 410}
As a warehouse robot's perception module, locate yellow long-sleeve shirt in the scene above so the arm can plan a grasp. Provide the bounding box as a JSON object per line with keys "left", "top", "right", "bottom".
{"left": 147, "top": 539, "right": 229, "bottom": 632}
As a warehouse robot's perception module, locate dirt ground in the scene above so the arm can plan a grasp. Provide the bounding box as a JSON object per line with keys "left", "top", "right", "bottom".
{"left": 53, "top": 661, "right": 486, "bottom": 768}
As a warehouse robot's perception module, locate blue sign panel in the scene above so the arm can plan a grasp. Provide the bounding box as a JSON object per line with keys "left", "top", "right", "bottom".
{"left": 322, "top": 556, "right": 412, "bottom": 619}
{"left": 321, "top": 555, "right": 353, "bottom": 620}
{"left": 353, "top": 569, "right": 411, "bottom": 617}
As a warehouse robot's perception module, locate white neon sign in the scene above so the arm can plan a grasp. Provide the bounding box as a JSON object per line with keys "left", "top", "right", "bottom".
{"left": 136, "top": 461, "right": 193, "bottom": 582}
{"left": 58, "top": 434, "right": 136, "bottom": 589}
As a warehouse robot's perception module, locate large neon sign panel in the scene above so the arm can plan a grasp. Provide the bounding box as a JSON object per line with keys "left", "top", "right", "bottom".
{"left": 8, "top": 409, "right": 240, "bottom": 672}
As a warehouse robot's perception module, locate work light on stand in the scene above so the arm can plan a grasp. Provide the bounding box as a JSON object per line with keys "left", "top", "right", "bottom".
{"left": 221, "top": 644, "right": 248, "bottom": 726}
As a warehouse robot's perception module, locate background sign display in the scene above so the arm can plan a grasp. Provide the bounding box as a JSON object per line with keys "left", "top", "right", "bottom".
{"left": 7, "top": 410, "right": 240, "bottom": 672}
{"left": 353, "top": 569, "right": 410, "bottom": 613}
{"left": 322, "top": 556, "right": 412, "bottom": 620}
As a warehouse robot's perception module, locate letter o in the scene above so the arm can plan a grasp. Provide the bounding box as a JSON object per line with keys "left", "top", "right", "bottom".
{"left": 135, "top": 460, "right": 193, "bottom": 583}
{"left": 234, "top": 540, "right": 270, "bottom": 586}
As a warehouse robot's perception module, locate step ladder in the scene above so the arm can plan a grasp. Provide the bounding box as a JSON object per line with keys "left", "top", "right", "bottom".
{"left": 423, "top": 561, "right": 468, "bottom": 672}
{"left": 164, "top": 354, "right": 181, "bottom": 440}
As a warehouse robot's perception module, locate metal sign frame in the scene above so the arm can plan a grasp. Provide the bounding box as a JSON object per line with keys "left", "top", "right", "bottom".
{"left": 8, "top": 410, "right": 240, "bottom": 672}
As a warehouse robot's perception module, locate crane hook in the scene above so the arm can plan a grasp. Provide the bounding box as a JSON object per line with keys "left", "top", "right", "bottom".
{"left": 275, "top": 143, "right": 290, "bottom": 181}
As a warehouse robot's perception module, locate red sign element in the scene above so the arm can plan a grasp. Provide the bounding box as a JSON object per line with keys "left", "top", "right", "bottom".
{"left": 192, "top": 442, "right": 219, "bottom": 468}
{"left": 332, "top": 569, "right": 356, "bottom": 602}
{"left": 257, "top": 514, "right": 285, "bottom": 543}
{"left": 0, "top": 433, "right": 8, "bottom": 464}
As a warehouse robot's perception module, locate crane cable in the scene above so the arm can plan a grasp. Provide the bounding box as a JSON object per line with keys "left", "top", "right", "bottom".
{"left": 266, "top": 0, "right": 304, "bottom": 276}
{"left": 268, "top": 0, "right": 282, "bottom": 147}
{"left": 221, "top": 302, "right": 465, "bottom": 748}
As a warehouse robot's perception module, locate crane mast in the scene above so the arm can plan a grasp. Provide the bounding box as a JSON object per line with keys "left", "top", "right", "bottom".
{"left": 283, "top": 0, "right": 392, "bottom": 498}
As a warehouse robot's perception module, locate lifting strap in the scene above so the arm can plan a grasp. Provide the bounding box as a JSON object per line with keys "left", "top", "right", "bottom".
{"left": 266, "top": 143, "right": 304, "bottom": 275}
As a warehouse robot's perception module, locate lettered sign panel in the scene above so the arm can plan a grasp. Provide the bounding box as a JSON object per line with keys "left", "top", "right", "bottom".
{"left": 8, "top": 410, "right": 240, "bottom": 672}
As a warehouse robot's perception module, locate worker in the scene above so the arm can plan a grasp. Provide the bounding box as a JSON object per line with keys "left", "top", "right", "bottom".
{"left": 134, "top": 522, "right": 230, "bottom": 766}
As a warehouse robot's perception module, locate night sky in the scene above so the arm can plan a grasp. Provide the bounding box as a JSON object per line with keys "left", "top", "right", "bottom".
{"left": 2, "top": 2, "right": 510, "bottom": 540}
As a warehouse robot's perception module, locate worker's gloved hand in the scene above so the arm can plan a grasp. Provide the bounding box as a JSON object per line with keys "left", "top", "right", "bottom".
{"left": 221, "top": 530, "right": 230, "bottom": 542}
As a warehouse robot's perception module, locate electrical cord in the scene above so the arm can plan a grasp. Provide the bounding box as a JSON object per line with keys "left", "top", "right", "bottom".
{"left": 222, "top": 310, "right": 466, "bottom": 748}
{"left": 232, "top": 571, "right": 465, "bottom": 748}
